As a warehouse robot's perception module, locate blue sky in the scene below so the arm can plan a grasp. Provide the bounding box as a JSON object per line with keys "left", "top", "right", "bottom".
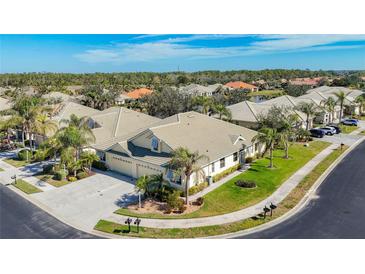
{"left": 1, "top": 34, "right": 365, "bottom": 73}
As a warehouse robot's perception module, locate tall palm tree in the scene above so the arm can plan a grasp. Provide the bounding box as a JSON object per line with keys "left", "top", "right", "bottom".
{"left": 212, "top": 103, "right": 232, "bottom": 120}
{"left": 333, "top": 91, "right": 349, "bottom": 122}
{"left": 31, "top": 113, "right": 58, "bottom": 145}
{"left": 321, "top": 97, "right": 336, "bottom": 123}
{"left": 80, "top": 151, "right": 99, "bottom": 171}
{"left": 296, "top": 102, "right": 317, "bottom": 130}
{"left": 168, "top": 147, "right": 208, "bottom": 205}
{"left": 252, "top": 128, "right": 278, "bottom": 168}
{"left": 354, "top": 96, "right": 365, "bottom": 116}
{"left": 193, "top": 96, "right": 213, "bottom": 115}
{"left": 278, "top": 114, "right": 297, "bottom": 159}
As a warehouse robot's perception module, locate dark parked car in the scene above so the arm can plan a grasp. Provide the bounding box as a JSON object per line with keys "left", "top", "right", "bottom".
{"left": 327, "top": 124, "right": 342, "bottom": 134}
{"left": 342, "top": 119, "right": 358, "bottom": 126}
{"left": 310, "top": 128, "right": 325, "bottom": 138}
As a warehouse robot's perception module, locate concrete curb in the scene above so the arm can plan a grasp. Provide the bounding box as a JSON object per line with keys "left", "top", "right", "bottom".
{"left": 209, "top": 137, "right": 365, "bottom": 239}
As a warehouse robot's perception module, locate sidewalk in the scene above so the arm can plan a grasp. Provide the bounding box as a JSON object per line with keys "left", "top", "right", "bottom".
{"left": 106, "top": 143, "right": 339, "bottom": 229}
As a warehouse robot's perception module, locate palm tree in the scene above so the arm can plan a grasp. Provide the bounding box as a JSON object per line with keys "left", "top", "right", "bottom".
{"left": 296, "top": 102, "right": 317, "bottom": 130}
{"left": 278, "top": 114, "right": 297, "bottom": 159}
{"left": 31, "top": 113, "right": 58, "bottom": 145}
{"left": 212, "top": 103, "right": 232, "bottom": 120}
{"left": 80, "top": 151, "right": 99, "bottom": 171}
{"left": 321, "top": 97, "right": 336, "bottom": 123}
{"left": 333, "top": 91, "right": 348, "bottom": 122}
{"left": 193, "top": 96, "right": 213, "bottom": 115}
{"left": 355, "top": 96, "right": 365, "bottom": 116}
{"left": 0, "top": 116, "right": 21, "bottom": 145}
{"left": 252, "top": 128, "right": 278, "bottom": 168}
{"left": 168, "top": 147, "right": 208, "bottom": 205}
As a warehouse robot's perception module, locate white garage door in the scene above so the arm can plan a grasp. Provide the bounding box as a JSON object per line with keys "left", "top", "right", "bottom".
{"left": 136, "top": 164, "right": 161, "bottom": 178}
{"left": 108, "top": 155, "right": 134, "bottom": 177}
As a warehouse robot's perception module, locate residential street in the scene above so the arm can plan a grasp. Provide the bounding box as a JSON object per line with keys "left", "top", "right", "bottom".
{"left": 234, "top": 140, "right": 365, "bottom": 239}
{"left": 0, "top": 184, "right": 100, "bottom": 239}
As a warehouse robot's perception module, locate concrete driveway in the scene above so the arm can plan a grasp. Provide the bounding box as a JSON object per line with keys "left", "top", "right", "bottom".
{"left": 32, "top": 171, "right": 138, "bottom": 231}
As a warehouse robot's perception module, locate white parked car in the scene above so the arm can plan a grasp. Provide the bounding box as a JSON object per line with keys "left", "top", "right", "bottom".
{"left": 318, "top": 126, "right": 336, "bottom": 135}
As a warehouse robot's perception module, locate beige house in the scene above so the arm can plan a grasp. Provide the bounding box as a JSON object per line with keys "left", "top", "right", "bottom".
{"left": 179, "top": 84, "right": 225, "bottom": 97}
{"left": 0, "top": 97, "right": 12, "bottom": 112}
{"left": 227, "top": 98, "right": 309, "bottom": 129}
{"left": 97, "top": 111, "right": 262, "bottom": 189}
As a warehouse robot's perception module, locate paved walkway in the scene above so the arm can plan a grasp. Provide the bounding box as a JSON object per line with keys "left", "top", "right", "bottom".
{"left": 106, "top": 143, "right": 339, "bottom": 229}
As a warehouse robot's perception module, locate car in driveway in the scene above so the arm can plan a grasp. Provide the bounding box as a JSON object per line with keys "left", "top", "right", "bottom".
{"left": 342, "top": 119, "right": 358, "bottom": 126}
{"left": 327, "top": 124, "right": 342, "bottom": 134}
{"left": 310, "top": 128, "right": 325, "bottom": 138}
{"left": 318, "top": 127, "right": 335, "bottom": 135}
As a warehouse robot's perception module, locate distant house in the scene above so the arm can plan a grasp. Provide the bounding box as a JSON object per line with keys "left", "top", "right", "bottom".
{"left": 115, "top": 93, "right": 133, "bottom": 105}
{"left": 0, "top": 97, "right": 12, "bottom": 112}
{"left": 289, "top": 77, "right": 323, "bottom": 87}
{"left": 224, "top": 81, "right": 258, "bottom": 92}
{"left": 179, "top": 83, "right": 224, "bottom": 97}
{"left": 126, "top": 88, "right": 153, "bottom": 100}
{"left": 227, "top": 99, "right": 308, "bottom": 130}
{"left": 305, "top": 86, "right": 364, "bottom": 116}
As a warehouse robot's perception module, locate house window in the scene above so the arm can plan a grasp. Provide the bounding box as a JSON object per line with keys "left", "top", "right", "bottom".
{"left": 220, "top": 157, "right": 225, "bottom": 168}
{"left": 233, "top": 152, "right": 238, "bottom": 162}
{"left": 151, "top": 137, "right": 159, "bottom": 151}
{"left": 211, "top": 162, "right": 215, "bottom": 173}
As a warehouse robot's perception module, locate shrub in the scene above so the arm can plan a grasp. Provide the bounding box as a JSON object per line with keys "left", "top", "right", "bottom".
{"left": 54, "top": 170, "right": 68, "bottom": 181}
{"left": 156, "top": 184, "right": 175, "bottom": 202}
{"left": 166, "top": 191, "right": 184, "bottom": 212}
{"left": 18, "top": 149, "right": 32, "bottom": 161}
{"left": 68, "top": 176, "right": 77, "bottom": 182}
{"left": 188, "top": 181, "right": 208, "bottom": 195}
{"left": 42, "top": 164, "right": 54, "bottom": 174}
{"left": 76, "top": 171, "right": 89, "bottom": 180}
{"left": 195, "top": 197, "right": 204, "bottom": 206}
{"left": 212, "top": 164, "right": 240, "bottom": 183}
{"left": 245, "top": 157, "right": 254, "bottom": 163}
{"left": 235, "top": 180, "right": 257, "bottom": 188}
{"left": 92, "top": 160, "right": 108, "bottom": 171}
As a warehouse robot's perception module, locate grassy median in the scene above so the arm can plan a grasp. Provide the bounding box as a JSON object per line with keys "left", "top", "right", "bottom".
{"left": 115, "top": 141, "right": 330, "bottom": 219}
{"left": 95, "top": 145, "right": 348, "bottom": 238}
{"left": 13, "top": 179, "right": 43, "bottom": 194}
{"left": 3, "top": 158, "right": 30, "bottom": 168}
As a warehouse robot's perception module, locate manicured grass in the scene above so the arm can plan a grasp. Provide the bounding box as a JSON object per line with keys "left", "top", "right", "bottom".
{"left": 3, "top": 158, "right": 30, "bottom": 168}
{"left": 115, "top": 141, "right": 330, "bottom": 219}
{"left": 358, "top": 130, "right": 365, "bottom": 136}
{"left": 95, "top": 145, "right": 348, "bottom": 238}
{"left": 247, "top": 89, "right": 285, "bottom": 97}
{"left": 339, "top": 124, "right": 358, "bottom": 134}
{"left": 13, "top": 179, "right": 43, "bottom": 194}
{"left": 35, "top": 174, "right": 70, "bottom": 187}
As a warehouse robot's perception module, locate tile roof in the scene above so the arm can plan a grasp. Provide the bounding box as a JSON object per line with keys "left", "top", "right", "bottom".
{"left": 126, "top": 88, "right": 153, "bottom": 99}
{"left": 224, "top": 81, "right": 257, "bottom": 90}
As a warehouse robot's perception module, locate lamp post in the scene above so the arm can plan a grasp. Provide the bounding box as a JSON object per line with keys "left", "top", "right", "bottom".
{"left": 134, "top": 218, "right": 141, "bottom": 233}
{"left": 125, "top": 218, "right": 132, "bottom": 233}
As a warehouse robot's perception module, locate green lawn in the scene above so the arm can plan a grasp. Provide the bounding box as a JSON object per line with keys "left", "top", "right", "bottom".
{"left": 96, "top": 145, "right": 347, "bottom": 238}
{"left": 3, "top": 158, "right": 31, "bottom": 168}
{"left": 359, "top": 130, "right": 365, "bottom": 136}
{"left": 35, "top": 174, "right": 71, "bottom": 187}
{"left": 115, "top": 141, "right": 330, "bottom": 219}
{"left": 13, "top": 179, "right": 43, "bottom": 194}
{"left": 247, "top": 89, "right": 285, "bottom": 97}
{"left": 339, "top": 125, "right": 358, "bottom": 134}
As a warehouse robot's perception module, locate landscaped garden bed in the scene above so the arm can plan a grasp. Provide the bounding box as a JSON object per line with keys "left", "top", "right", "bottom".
{"left": 35, "top": 164, "right": 95, "bottom": 187}
{"left": 3, "top": 148, "right": 38, "bottom": 167}
{"left": 114, "top": 141, "right": 330, "bottom": 220}
{"left": 95, "top": 144, "right": 348, "bottom": 238}
{"left": 13, "top": 179, "right": 43, "bottom": 194}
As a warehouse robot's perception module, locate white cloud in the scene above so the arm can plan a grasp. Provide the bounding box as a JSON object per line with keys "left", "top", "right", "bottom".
{"left": 74, "top": 34, "right": 365, "bottom": 64}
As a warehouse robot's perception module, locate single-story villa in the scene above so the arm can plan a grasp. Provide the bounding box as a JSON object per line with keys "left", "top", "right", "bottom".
{"left": 95, "top": 111, "right": 263, "bottom": 189}
{"left": 179, "top": 84, "right": 224, "bottom": 97}
{"left": 126, "top": 88, "right": 153, "bottom": 100}
{"left": 227, "top": 99, "right": 309, "bottom": 130}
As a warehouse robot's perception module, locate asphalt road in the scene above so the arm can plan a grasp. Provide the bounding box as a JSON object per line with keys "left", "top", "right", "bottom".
{"left": 0, "top": 184, "right": 100, "bottom": 239}
{"left": 236, "top": 140, "right": 365, "bottom": 239}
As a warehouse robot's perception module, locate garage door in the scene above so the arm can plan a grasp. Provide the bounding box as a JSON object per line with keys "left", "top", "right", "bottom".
{"left": 108, "top": 155, "right": 134, "bottom": 177}
{"left": 136, "top": 164, "right": 161, "bottom": 178}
